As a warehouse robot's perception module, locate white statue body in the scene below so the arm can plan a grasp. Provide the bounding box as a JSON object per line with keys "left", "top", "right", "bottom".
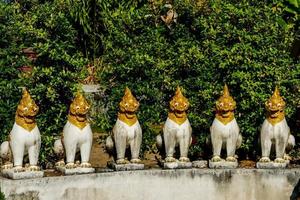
{"left": 111, "top": 119, "right": 142, "bottom": 163}
{"left": 53, "top": 92, "right": 93, "bottom": 169}
{"left": 163, "top": 118, "right": 192, "bottom": 162}
{"left": 63, "top": 121, "right": 93, "bottom": 165}
{"left": 10, "top": 123, "right": 41, "bottom": 168}
{"left": 260, "top": 118, "right": 294, "bottom": 162}
{"left": 259, "top": 87, "right": 295, "bottom": 163}
{"left": 0, "top": 89, "right": 41, "bottom": 171}
{"left": 210, "top": 84, "right": 242, "bottom": 162}
{"left": 210, "top": 118, "right": 241, "bottom": 161}
{"left": 106, "top": 87, "right": 142, "bottom": 164}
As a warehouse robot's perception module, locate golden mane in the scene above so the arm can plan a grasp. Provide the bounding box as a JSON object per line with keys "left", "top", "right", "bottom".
{"left": 168, "top": 86, "right": 189, "bottom": 125}
{"left": 265, "top": 86, "right": 285, "bottom": 125}
{"left": 68, "top": 92, "right": 90, "bottom": 129}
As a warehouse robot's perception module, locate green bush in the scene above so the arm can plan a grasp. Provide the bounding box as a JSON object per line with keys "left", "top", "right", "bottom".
{"left": 100, "top": 0, "right": 300, "bottom": 158}
{"left": 0, "top": 0, "right": 87, "bottom": 166}
{"left": 0, "top": 0, "right": 299, "bottom": 164}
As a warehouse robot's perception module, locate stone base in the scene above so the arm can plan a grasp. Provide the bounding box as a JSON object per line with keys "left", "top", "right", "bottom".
{"left": 192, "top": 160, "right": 208, "bottom": 168}
{"left": 56, "top": 166, "right": 95, "bottom": 175}
{"left": 108, "top": 162, "right": 144, "bottom": 171}
{"left": 162, "top": 161, "right": 192, "bottom": 169}
{"left": 256, "top": 161, "right": 287, "bottom": 169}
{"left": 209, "top": 159, "right": 238, "bottom": 169}
{"left": 2, "top": 169, "right": 44, "bottom": 180}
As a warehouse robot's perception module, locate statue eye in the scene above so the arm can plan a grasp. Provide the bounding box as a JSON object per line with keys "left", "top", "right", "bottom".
{"left": 229, "top": 103, "right": 232, "bottom": 106}
{"left": 125, "top": 103, "right": 128, "bottom": 107}
{"left": 24, "top": 107, "right": 28, "bottom": 111}
{"left": 219, "top": 102, "right": 224, "bottom": 106}
{"left": 174, "top": 102, "right": 179, "bottom": 107}
{"left": 277, "top": 103, "right": 281, "bottom": 107}
{"left": 75, "top": 106, "right": 80, "bottom": 110}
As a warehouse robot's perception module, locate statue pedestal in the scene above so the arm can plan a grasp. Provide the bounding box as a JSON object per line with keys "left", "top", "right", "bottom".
{"left": 256, "top": 161, "right": 287, "bottom": 169}
{"left": 209, "top": 159, "right": 238, "bottom": 169}
{"left": 2, "top": 169, "right": 44, "bottom": 180}
{"left": 162, "top": 160, "right": 192, "bottom": 169}
{"left": 192, "top": 160, "right": 208, "bottom": 168}
{"left": 108, "top": 161, "right": 144, "bottom": 171}
{"left": 56, "top": 166, "right": 95, "bottom": 175}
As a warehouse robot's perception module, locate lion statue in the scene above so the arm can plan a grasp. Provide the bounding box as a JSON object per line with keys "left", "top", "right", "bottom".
{"left": 210, "top": 84, "right": 242, "bottom": 162}
{"left": 0, "top": 88, "right": 41, "bottom": 172}
{"left": 259, "top": 86, "right": 295, "bottom": 163}
{"left": 156, "top": 86, "right": 192, "bottom": 163}
{"left": 53, "top": 92, "right": 93, "bottom": 169}
{"left": 105, "top": 87, "right": 142, "bottom": 164}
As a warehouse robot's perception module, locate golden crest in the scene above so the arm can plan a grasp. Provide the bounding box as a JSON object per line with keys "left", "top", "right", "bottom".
{"left": 265, "top": 86, "right": 285, "bottom": 125}
{"left": 118, "top": 87, "right": 139, "bottom": 126}
{"left": 68, "top": 91, "right": 90, "bottom": 129}
{"left": 168, "top": 86, "right": 189, "bottom": 125}
{"left": 215, "top": 84, "right": 236, "bottom": 125}
{"left": 15, "top": 88, "right": 39, "bottom": 132}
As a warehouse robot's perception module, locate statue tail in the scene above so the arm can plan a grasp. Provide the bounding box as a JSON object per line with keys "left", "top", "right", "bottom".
{"left": 105, "top": 135, "right": 114, "bottom": 153}
{"left": 156, "top": 134, "right": 163, "bottom": 150}
{"left": 236, "top": 134, "right": 242, "bottom": 149}
{"left": 286, "top": 134, "right": 295, "bottom": 153}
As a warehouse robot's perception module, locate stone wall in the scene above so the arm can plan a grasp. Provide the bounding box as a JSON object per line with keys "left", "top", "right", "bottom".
{"left": 1, "top": 169, "right": 300, "bottom": 200}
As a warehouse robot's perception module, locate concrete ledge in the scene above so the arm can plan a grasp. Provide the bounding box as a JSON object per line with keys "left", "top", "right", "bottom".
{"left": 1, "top": 168, "right": 300, "bottom": 200}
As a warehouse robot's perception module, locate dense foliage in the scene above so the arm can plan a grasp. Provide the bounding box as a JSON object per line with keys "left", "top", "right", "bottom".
{"left": 0, "top": 0, "right": 299, "bottom": 165}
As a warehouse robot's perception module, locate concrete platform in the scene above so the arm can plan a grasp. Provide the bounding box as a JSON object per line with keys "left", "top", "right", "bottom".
{"left": 209, "top": 159, "right": 238, "bottom": 169}
{"left": 1, "top": 168, "right": 300, "bottom": 200}
{"left": 2, "top": 169, "right": 44, "bottom": 180}
{"left": 107, "top": 162, "right": 144, "bottom": 171}
{"left": 56, "top": 166, "right": 95, "bottom": 175}
{"left": 256, "top": 161, "right": 287, "bottom": 169}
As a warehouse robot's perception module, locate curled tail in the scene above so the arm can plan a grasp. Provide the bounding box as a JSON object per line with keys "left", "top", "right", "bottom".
{"left": 105, "top": 135, "right": 114, "bottom": 153}
{"left": 236, "top": 134, "right": 243, "bottom": 149}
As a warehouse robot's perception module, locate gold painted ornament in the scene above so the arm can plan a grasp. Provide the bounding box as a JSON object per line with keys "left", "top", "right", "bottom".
{"left": 215, "top": 84, "right": 236, "bottom": 125}
{"left": 168, "top": 86, "right": 189, "bottom": 125}
{"left": 117, "top": 87, "right": 139, "bottom": 126}
{"left": 265, "top": 86, "right": 286, "bottom": 126}
{"left": 68, "top": 92, "right": 90, "bottom": 129}
{"left": 15, "top": 88, "right": 39, "bottom": 132}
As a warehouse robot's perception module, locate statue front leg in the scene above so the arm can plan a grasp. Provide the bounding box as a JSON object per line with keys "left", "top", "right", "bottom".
{"left": 115, "top": 133, "right": 127, "bottom": 164}
{"left": 260, "top": 138, "right": 271, "bottom": 162}
{"left": 130, "top": 132, "right": 142, "bottom": 163}
{"left": 28, "top": 143, "right": 41, "bottom": 171}
{"left": 80, "top": 141, "right": 92, "bottom": 168}
{"left": 164, "top": 131, "right": 176, "bottom": 163}
{"left": 0, "top": 141, "right": 13, "bottom": 169}
{"left": 226, "top": 136, "right": 237, "bottom": 162}
{"left": 211, "top": 134, "right": 222, "bottom": 162}
{"left": 10, "top": 140, "right": 25, "bottom": 172}
{"left": 275, "top": 138, "right": 287, "bottom": 163}
{"left": 178, "top": 132, "right": 190, "bottom": 162}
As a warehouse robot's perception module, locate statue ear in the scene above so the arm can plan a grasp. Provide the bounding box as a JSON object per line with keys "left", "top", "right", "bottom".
{"left": 69, "top": 102, "right": 76, "bottom": 114}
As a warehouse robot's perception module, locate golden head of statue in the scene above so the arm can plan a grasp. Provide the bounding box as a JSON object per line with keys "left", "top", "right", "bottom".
{"left": 15, "top": 88, "right": 39, "bottom": 131}
{"left": 168, "top": 86, "right": 189, "bottom": 125}
{"left": 68, "top": 91, "right": 90, "bottom": 129}
{"left": 215, "top": 84, "right": 236, "bottom": 125}
{"left": 118, "top": 87, "right": 139, "bottom": 126}
{"left": 265, "top": 86, "right": 286, "bottom": 125}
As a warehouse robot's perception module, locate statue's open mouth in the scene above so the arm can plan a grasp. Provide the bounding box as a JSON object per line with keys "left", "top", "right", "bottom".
{"left": 269, "top": 110, "right": 280, "bottom": 118}
{"left": 76, "top": 113, "right": 86, "bottom": 122}
{"left": 221, "top": 110, "right": 231, "bottom": 118}
{"left": 175, "top": 110, "right": 185, "bottom": 118}
{"left": 125, "top": 111, "right": 135, "bottom": 119}
{"left": 24, "top": 115, "right": 35, "bottom": 123}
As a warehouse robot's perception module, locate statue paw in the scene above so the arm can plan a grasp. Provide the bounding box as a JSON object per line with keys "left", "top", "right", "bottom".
{"left": 116, "top": 159, "right": 128, "bottom": 164}
{"left": 283, "top": 154, "right": 292, "bottom": 161}
{"left": 1, "top": 162, "right": 13, "bottom": 170}
{"left": 165, "top": 156, "right": 176, "bottom": 163}
{"left": 211, "top": 156, "right": 222, "bottom": 162}
{"left": 80, "top": 162, "right": 92, "bottom": 168}
{"left": 130, "top": 158, "right": 141, "bottom": 164}
{"left": 226, "top": 156, "right": 237, "bottom": 162}
{"left": 179, "top": 157, "right": 190, "bottom": 162}
{"left": 55, "top": 160, "right": 65, "bottom": 167}
{"left": 13, "top": 166, "right": 25, "bottom": 172}
{"left": 274, "top": 158, "right": 285, "bottom": 163}
{"left": 65, "top": 163, "right": 76, "bottom": 169}
{"left": 259, "top": 157, "right": 270, "bottom": 163}
{"left": 29, "top": 165, "right": 40, "bottom": 171}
